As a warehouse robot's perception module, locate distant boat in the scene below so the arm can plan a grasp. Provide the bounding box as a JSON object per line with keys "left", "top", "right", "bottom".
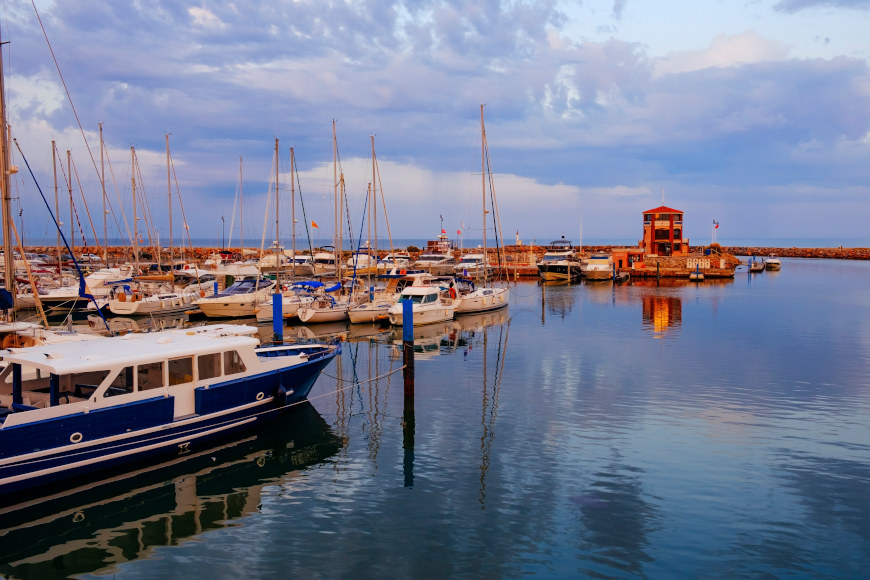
{"left": 414, "top": 231, "right": 456, "bottom": 275}
{"left": 453, "top": 252, "right": 494, "bottom": 279}
{"left": 582, "top": 252, "right": 613, "bottom": 281}
{"left": 193, "top": 277, "right": 275, "bottom": 318}
{"left": 452, "top": 277, "right": 509, "bottom": 315}
{"left": 388, "top": 284, "right": 455, "bottom": 326}
{"left": 536, "top": 236, "right": 582, "bottom": 282}
{"left": 764, "top": 255, "right": 782, "bottom": 271}
{"left": 749, "top": 257, "right": 765, "bottom": 273}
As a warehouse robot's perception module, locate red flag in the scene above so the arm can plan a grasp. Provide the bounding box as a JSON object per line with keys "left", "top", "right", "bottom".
{"left": 441, "top": 229, "right": 446, "bottom": 234}
{"left": 457, "top": 230, "right": 461, "bottom": 235}
{"left": 312, "top": 220, "right": 319, "bottom": 229}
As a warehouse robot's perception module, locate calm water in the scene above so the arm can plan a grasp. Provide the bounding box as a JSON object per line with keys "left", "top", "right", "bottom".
{"left": 2, "top": 258, "right": 870, "bottom": 579}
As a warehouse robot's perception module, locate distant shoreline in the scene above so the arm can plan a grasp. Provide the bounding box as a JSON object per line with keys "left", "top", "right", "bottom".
{"left": 20, "top": 244, "right": 870, "bottom": 261}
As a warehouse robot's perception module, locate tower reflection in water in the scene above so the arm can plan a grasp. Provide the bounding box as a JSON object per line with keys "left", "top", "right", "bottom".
{"left": 642, "top": 293, "right": 682, "bottom": 335}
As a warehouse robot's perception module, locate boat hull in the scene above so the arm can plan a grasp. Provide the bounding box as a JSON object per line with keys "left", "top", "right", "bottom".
{"left": 537, "top": 263, "right": 581, "bottom": 281}
{"left": 454, "top": 287, "right": 509, "bottom": 314}
{"left": 0, "top": 346, "right": 338, "bottom": 496}
{"left": 388, "top": 305, "right": 455, "bottom": 326}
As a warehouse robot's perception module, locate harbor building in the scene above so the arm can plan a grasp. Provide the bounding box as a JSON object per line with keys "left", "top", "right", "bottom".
{"left": 640, "top": 206, "right": 688, "bottom": 257}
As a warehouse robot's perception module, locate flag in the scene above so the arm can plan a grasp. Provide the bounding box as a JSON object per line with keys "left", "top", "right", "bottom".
{"left": 457, "top": 229, "right": 461, "bottom": 235}
{"left": 312, "top": 220, "right": 319, "bottom": 229}
{"left": 442, "top": 229, "right": 446, "bottom": 234}
{"left": 713, "top": 220, "right": 719, "bottom": 229}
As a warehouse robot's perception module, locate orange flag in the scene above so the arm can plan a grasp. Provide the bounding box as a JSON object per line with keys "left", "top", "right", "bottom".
{"left": 312, "top": 220, "right": 319, "bottom": 229}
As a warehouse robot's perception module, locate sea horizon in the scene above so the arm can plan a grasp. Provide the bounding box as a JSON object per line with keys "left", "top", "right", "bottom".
{"left": 17, "top": 236, "right": 870, "bottom": 250}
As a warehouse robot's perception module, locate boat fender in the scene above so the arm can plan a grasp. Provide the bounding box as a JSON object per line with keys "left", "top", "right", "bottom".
{"left": 274, "top": 385, "right": 287, "bottom": 407}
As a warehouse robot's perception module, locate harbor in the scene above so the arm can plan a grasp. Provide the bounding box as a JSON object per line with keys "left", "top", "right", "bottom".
{"left": 2, "top": 257, "right": 869, "bottom": 578}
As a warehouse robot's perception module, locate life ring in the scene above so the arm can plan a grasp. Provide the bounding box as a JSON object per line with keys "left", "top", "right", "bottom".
{"left": 200, "top": 290, "right": 206, "bottom": 298}
{"left": 118, "top": 292, "right": 126, "bottom": 302}
{"left": 399, "top": 269, "right": 406, "bottom": 275}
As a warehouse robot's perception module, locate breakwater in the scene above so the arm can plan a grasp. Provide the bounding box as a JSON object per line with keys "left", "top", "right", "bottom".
{"left": 719, "top": 246, "right": 870, "bottom": 260}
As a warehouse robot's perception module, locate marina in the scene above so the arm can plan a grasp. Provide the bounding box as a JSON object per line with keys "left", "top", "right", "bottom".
{"left": 1, "top": 257, "right": 869, "bottom": 577}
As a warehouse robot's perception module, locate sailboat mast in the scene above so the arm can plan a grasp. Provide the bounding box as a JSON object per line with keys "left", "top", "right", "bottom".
{"left": 100, "top": 124, "right": 108, "bottom": 264}
{"left": 290, "top": 146, "right": 296, "bottom": 279}
{"left": 274, "top": 138, "right": 280, "bottom": 282}
{"left": 131, "top": 147, "right": 139, "bottom": 271}
{"left": 0, "top": 30, "right": 13, "bottom": 299}
{"left": 480, "top": 104, "right": 487, "bottom": 278}
{"left": 67, "top": 149, "right": 74, "bottom": 255}
{"left": 371, "top": 135, "right": 377, "bottom": 262}
{"left": 166, "top": 133, "right": 173, "bottom": 267}
{"left": 333, "top": 119, "right": 338, "bottom": 277}
{"left": 52, "top": 141, "right": 60, "bottom": 275}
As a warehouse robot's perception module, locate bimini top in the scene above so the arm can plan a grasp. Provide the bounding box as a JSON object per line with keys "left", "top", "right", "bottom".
{"left": 0, "top": 324, "right": 260, "bottom": 375}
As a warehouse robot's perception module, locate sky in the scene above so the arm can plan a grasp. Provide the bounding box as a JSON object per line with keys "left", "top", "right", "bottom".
{"left": 2, "top": 0, "right": 870, "bottom": 249}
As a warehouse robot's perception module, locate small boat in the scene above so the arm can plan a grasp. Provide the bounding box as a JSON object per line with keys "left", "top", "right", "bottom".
{"left": 536, "top": 237, "right": 582, "bottom": 282}
{"left": 452, "top": 277, "right": 509, "bottom": 314}
{"left": 193, "top": 277, "right": 276, "bottom": 318}
{"left": 582, "top": 252, "right": 614, "bottom": 281}
{"left": 378, "top": 252, "right": 412, "bottom": 273}
{"left": 413, "top": 232, "right": 456, "bottom": 275}
{"left": 749, "top": 258, "right": 765, "bottom": 273}
{"left": 297, "top": 295, "right": 350, "bottom": 323}
{"left": 387, "top": 284, "right": 455, "bottom": 326}
{"left": 0, "top": 324, "right": 340, "bottom": 496}
{"left": 107, "top": 271, "right": 215, "bottom": 316}
{"left": 453, "top": 252, "right": 494, "bottom": 279}
{"left": 764, "top": 255, "right": 781, "bottom": 271}
{"left": 348, "top": 272, "right": 436, "bottom": 324}
{"left": 254, "top": 281, "right": 322, "bottom": 323}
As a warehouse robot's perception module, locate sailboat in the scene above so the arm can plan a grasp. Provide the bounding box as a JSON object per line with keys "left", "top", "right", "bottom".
{"left": 453, "top": 105, "right": 509, "bottom": 315}
{"left": 0, "top": 26, "right": 342, "bottom": 497}
{"left": 298, "top": 121, "right": 350, "bottom": 323}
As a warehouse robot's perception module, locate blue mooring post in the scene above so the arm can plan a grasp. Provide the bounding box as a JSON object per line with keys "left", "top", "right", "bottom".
{"left": 272, "top": 292, "right": 283, "bottom": 341}
{"left": 401, "top": 298, "right": 415, "bottom": 487}
{"left": 402, "top": 299, "right": 414, "bottom": 395}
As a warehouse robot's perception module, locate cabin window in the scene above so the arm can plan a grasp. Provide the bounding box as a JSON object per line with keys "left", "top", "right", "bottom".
{"left": 138, "top": 361, "right": 165, "bottom": 390}
{"left": 104, "top": 366, "right": 135, "bottom": 397}
{"left": 168, "top": 357, "right": 194, "bottom": 386}
{"left": 198, "top": 353, "right": 221, "bottom": 380}
{"left": 224, "top": 350, "right": 246, "bottom": 375}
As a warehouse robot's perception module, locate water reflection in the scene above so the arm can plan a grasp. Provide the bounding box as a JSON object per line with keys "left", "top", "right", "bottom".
{"left": 0, "top": 403, "right": 341, "bottom": 579}
{"left": 641, "top": 294, "right": 682, "bottom": 335}
{"left": 540, "top": 280, "right": 577, "bottom": 323}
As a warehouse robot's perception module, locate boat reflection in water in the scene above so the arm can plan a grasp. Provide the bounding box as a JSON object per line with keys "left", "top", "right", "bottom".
{"left": 0, "top": 402, "right": 341, "bottom": 579}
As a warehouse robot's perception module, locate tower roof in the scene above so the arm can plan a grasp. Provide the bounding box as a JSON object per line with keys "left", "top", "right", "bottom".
{"left": 643, "top": 206, "right": 682, "bottom": 214}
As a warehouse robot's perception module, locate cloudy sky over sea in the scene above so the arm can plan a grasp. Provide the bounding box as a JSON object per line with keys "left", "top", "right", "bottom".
{"left": 4, "top": 1, "right": 869, "bottom": 247}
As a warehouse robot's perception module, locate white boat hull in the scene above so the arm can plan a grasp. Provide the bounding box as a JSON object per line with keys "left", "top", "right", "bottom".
{"left": 454, "top": 287, "right": 509, "bottom": 314}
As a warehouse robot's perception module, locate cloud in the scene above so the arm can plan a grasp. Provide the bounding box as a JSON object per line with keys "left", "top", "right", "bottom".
{"left": 654, "top": 31, "right": 788, "bottom": 77}
{"left": 6, "top": 1, "right": 870, "bottom": 242}
{"left": 773, "top": 0, "right": 870, "bottom": 14}
{"left": 612, "top": 0, "right": 629, "bottom": 20}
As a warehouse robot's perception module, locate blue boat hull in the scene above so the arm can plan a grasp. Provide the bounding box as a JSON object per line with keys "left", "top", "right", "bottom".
{"left": 0, "top": 347, "right": 338, "bottom": 496}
